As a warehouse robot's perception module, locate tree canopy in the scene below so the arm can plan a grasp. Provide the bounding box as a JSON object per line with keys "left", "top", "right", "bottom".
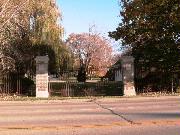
{"left": 0, "top": 0, "right": 69, "bottom": 76}
{"left": 66, "top": 33, "right": 113, "bottom": 81}
{"left": 109, "top": 0, "right": 180, "bottom": 73}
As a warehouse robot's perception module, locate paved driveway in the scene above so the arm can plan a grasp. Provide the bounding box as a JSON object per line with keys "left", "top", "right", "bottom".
{"left": 0, "top": 96, "right": 179, "bottom": 135}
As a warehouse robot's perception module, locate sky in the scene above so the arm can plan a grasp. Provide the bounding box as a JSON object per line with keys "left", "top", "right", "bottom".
{"left": 57, "top": 0, "right": 121, "bottom": 40}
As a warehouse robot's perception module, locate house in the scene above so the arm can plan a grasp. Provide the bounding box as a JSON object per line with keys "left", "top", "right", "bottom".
{"left": 105, "top": 59, "right": 123, "bottom": 82}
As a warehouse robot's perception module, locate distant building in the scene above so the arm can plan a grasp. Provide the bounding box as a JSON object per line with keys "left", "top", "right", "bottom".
{"left": 105, "top": 59, "right": 122, "bottom": 82}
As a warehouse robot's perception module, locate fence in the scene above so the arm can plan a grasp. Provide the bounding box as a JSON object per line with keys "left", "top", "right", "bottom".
{"left": 0, "top": 73, "right": 23, "bottom": 95}
{"left": 1, "top": 73, "right": 176, "bottom": 97}
{"left": 49, "top": 81, "right": 123, "bottom": 97}
{"left": 0, "top": 73, "right": 35, "bottom": 96}
{"left": 0, "top": 71, "right": 123, "bottom": 97}
{"left": 135, "top": 72, "right": 176, "bottom": 94}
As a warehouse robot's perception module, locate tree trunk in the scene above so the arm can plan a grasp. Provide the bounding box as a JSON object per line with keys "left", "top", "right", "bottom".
{"left": 77, "top": 66, "right": 86, "bottom": 82}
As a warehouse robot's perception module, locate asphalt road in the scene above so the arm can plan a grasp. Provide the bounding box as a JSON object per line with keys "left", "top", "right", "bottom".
{"left": 0, "top": 96, "right": 180, "bottom": 135}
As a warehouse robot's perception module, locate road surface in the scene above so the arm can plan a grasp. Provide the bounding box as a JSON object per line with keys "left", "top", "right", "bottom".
{"left": 0, "top": 96, "right": 179, "bottom": 135}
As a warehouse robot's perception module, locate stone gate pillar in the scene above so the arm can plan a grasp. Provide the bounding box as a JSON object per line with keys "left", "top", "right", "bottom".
{"left": 122, "top": 56, "right": 136, "bottom": 96}
{"left": 35, "top": 56, "right": 49, "bottom": 98}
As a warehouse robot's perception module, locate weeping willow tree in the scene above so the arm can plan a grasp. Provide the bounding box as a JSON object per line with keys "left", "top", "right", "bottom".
{"left": 28, "top": 0, "right": 62, "bottom": 75}
{"left": 0, "top": 0, "right": 73, "bottom": 76}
